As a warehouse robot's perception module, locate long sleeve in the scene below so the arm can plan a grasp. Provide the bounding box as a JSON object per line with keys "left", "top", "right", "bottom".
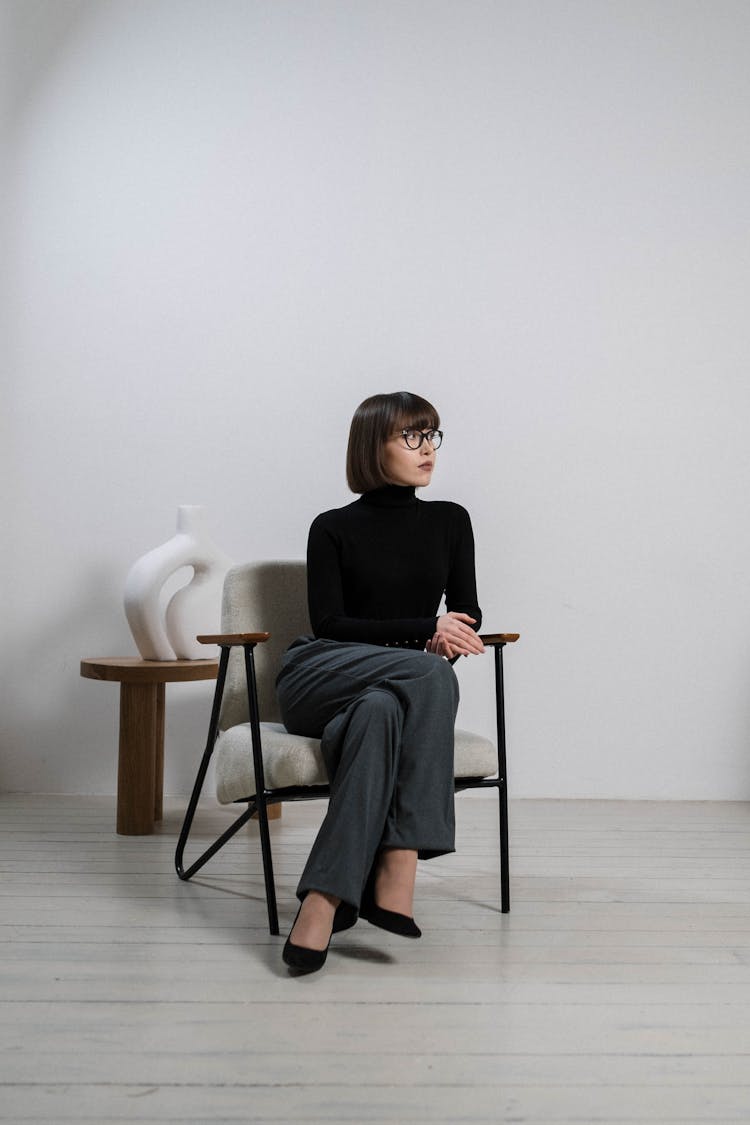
{"left": 444, "top": 505, "right": 482, "bottom": 631}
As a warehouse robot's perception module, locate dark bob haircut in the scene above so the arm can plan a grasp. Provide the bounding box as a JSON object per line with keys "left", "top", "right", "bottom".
{"left": 346, "top": 391, "right": 440, "bottom": 494}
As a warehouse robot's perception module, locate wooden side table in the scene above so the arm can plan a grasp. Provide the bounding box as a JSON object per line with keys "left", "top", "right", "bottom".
{"left": 81, "top": 658, "right": 219, "bottom": 835}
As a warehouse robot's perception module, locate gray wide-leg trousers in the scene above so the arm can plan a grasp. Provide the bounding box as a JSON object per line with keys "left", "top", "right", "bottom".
{"left": 275, "top": 636, "right": 460, "bottom": 909}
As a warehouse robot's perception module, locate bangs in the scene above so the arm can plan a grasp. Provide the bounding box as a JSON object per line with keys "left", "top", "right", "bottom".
{"left": 393, "top": 402, "right": 440, "bottom": 433}
{"left": 396, "top": 411, "right": 440, "bottom": 431}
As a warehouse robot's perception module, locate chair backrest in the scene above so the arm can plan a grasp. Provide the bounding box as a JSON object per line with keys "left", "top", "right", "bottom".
{"left": 219, "top": 560, "right": 310, "bottom": 729}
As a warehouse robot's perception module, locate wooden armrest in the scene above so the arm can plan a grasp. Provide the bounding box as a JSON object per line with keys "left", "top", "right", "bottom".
{"left": 196, "top": 632, "right": 271, "bottom": 645}
{"left": 479, "top": 633, "right": 520, "bottom": 645}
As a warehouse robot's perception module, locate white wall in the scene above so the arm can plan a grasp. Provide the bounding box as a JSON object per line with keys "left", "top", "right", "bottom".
{"left": 3, "top": 0, "right": 750, "bottom": 799}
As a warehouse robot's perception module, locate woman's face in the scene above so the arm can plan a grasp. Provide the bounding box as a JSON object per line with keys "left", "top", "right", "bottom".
{"left": 381, "top": 426, "right": 438, "bottom": 488}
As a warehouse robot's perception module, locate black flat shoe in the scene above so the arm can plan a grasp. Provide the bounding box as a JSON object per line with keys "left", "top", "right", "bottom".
{"left": 282, "top": 906, "right": 332, "bottom": 974}
{"left": 360, "top": 873, "right": 421, "bottom": 939}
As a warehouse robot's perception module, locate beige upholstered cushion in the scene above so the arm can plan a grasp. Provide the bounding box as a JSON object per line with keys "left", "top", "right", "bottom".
{"left": 454, "top": 729, "right": 498, "bottom": 779}
{"left": 215, "top": 722, "right": 497, "bottom": 804}
{"left": 218, "top": 562, "right": 310, "bottom": 730}
{"left": 216, "top": 723, "right": 326, "bottom": 803}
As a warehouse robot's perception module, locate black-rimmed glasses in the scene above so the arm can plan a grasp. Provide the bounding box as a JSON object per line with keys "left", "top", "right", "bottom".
{"left": 397, "top": 428, "right": 444, "bottom": 450}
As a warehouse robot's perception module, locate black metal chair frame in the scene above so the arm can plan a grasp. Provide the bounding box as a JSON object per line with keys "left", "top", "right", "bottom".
{"left": 175, "top": 634, "right": 515, "bottom": 935}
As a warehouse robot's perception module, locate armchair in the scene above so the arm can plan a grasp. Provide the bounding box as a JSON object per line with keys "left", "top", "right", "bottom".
{"left": 175, "top": 561, "right": 518, "bottom": 935}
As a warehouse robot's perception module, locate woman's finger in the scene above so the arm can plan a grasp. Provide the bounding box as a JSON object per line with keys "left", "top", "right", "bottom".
{"left": 447, "top": 628, "right": 484, "bottom": 653}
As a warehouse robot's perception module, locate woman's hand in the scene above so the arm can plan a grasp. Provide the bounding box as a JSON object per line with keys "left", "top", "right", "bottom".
{"left": 425, "top": 613, "right": 485, "bottom": 659}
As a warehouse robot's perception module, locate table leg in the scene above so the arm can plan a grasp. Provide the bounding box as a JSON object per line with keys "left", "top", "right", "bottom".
{"left": 154, "top": 684, "right": 165, "bottom": 821}
{"left": 252, "top": 803, "right": 282, "bottom": 821}
{"left": 117, "top": 682, "right": 158, "bottom": 835}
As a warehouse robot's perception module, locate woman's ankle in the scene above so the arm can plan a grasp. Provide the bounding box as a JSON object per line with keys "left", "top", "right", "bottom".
{"left": 290, "top": 891, "right": 341, "bottom": 950}
{"left": 374, "top": 848, "right": 417, "bottom": 915}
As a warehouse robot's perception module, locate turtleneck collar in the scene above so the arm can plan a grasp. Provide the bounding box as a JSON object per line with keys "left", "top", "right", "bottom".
{"left": 360, "top": 484, "right": 418, "bottom": 509}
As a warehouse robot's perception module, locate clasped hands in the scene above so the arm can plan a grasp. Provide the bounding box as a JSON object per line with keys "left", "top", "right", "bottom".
{"left": 425, "top": 612, "right": 485, "bottom": 660}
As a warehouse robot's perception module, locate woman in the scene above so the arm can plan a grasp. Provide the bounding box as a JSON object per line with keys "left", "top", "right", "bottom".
{"left": 276, "top": 391, "right": 485, "bottom": 973}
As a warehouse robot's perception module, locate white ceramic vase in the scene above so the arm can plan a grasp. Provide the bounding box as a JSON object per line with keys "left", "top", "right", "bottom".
{"left": 124, "top": 506, "right": 233, "bottom": 661}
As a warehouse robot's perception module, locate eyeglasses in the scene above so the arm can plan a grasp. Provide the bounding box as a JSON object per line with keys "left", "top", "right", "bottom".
{"left": 397, "top": 428, "right": 444, "bottom": 450}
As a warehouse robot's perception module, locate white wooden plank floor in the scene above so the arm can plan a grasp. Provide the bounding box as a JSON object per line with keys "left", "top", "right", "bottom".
{"left": 2, "top": 794, "right": 750, "bottom": 1124}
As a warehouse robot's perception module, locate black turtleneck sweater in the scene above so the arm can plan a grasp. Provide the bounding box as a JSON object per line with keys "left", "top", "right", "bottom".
{"left": 307, "top": 484, "right": 482, "bottom": 649}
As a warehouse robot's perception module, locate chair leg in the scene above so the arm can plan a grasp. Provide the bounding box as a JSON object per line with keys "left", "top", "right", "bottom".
{"left": 175, "top": 647, "right": 231, "bottom": 879}
{"left": 175, "top": 642, "right": 282, "bottom": 934}
{"left": 494, "top": 643, "right": 511, "bottom": 913}
{"left": 499, "top": 782, "right": 510, "bottom": 914}
{"left": 243, "top": 645, "right": 280, "bottom": 936}
{"left": 254, "top": 790, "right": 280, "bottom": 936}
